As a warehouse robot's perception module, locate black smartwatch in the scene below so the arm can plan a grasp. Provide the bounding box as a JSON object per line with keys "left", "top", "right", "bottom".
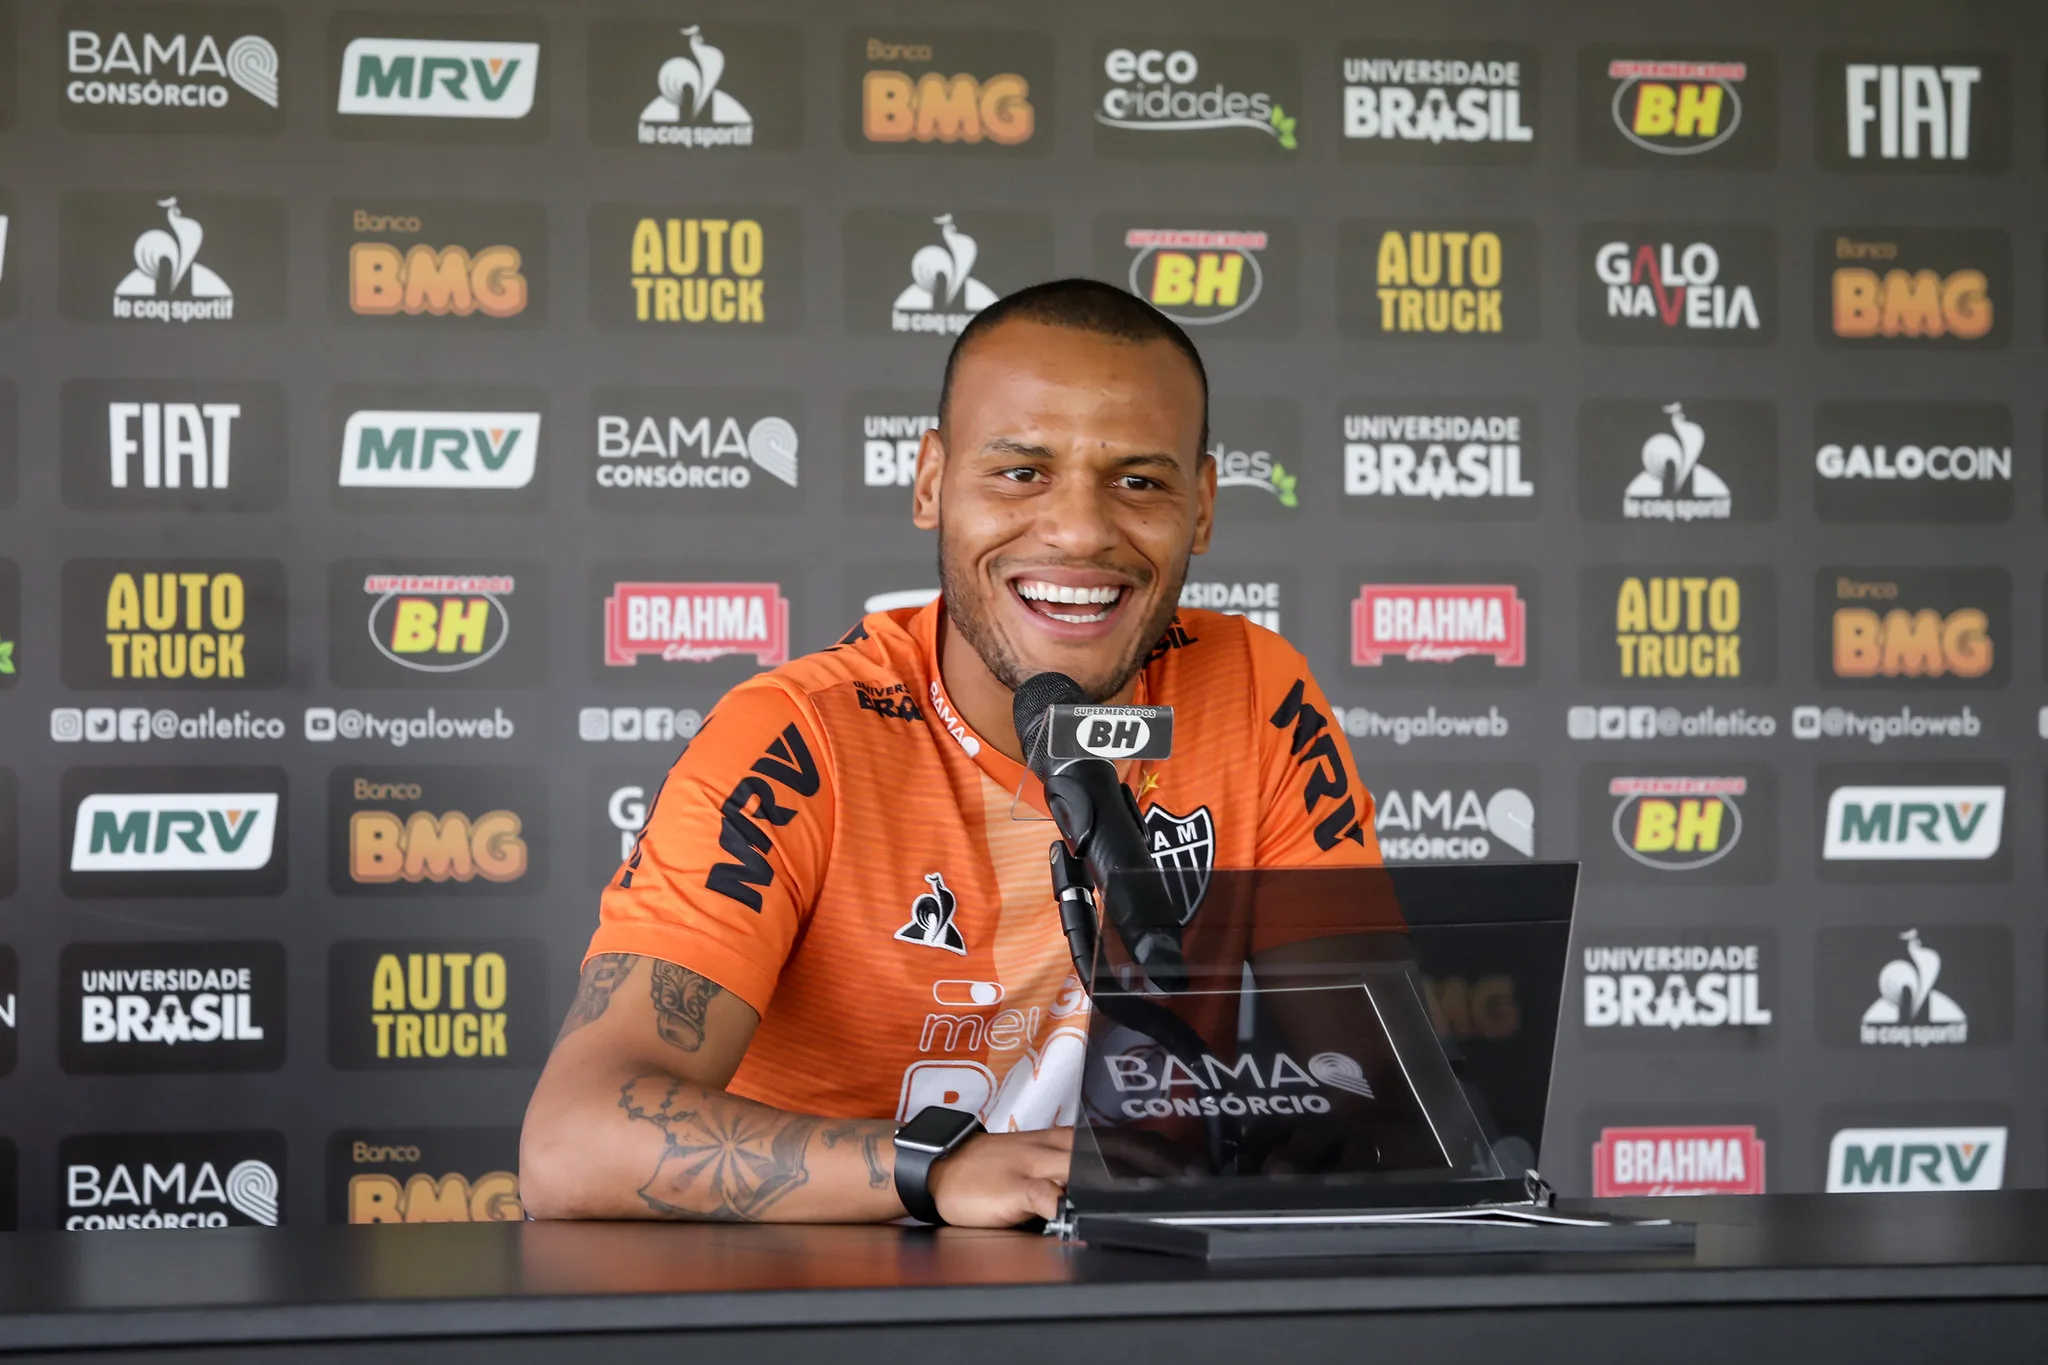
{"left": 893, "top": 1105, "right": 984, "bottom": 1225}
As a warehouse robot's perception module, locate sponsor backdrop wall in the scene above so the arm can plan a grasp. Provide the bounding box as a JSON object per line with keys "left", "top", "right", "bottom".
{"left": 0, "top": 0, "right": 2041, "bottom": 1228}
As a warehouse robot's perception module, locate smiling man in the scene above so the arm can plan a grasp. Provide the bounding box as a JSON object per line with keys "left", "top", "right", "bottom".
{"left": 521, "top": 279, "right": 1380, "bottom": 1228}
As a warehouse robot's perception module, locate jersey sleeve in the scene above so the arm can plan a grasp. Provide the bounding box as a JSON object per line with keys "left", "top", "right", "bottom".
{"left": 1246, "top": 628, "right": 1383, "bottom": 869}
{"left": 586, "top": 680, "right": 835, "bottom": 1015}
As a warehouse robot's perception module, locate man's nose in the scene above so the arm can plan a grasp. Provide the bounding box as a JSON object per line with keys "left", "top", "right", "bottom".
{"left": 1031, "top": 474, "right": 1121, "bottom": 559}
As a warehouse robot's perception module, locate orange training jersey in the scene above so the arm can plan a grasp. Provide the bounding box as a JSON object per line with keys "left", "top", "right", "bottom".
{"left": 588, "top": 600, "right": 1381, "bottom": 1129}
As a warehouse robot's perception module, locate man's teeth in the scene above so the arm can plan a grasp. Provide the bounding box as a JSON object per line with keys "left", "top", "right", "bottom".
{"left": 1016, "top": 581, "right": 1123, "bottom": 605}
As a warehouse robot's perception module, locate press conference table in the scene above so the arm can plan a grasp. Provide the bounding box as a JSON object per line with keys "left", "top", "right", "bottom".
{"left": 0, "top": 1193, "right": 2044, "bottom": 1362}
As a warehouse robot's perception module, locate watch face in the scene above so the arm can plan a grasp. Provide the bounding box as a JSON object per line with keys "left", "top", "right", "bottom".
{"left": 898, "top": 1105, "right": 978, "bottom": 1151}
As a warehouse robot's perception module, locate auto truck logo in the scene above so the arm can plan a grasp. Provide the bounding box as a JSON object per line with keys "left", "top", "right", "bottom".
{"left": 70, "top": 792, "right": 279, "bottom": 872}
{"left": 1824, "top": 785, "right": 2004, "bottom": 861}
{"left": 113, "top": 197, "right": 233, "bottom": 322}
{"left": 1351, "top": 584, "right": 1526, "bottom": 666}
{"left": 337, "top": 38, "right": 539, "bottom": 119}
{"left": 1592, "top": 1125, "right": 1765, "bottom": 1196}
{"left": 603, "top": 582, "right": 790, "bottom": 667}
{"left": 339, "top": 410, "right": 538, "bottom": 489}
{"left": 1826, "top": 1127, "right": 2005, "bottom": 1193}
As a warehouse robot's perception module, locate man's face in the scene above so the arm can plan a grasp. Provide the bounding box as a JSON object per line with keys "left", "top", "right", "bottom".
{"left": 913, "top": 319, "right": 1214, "bottom": 701}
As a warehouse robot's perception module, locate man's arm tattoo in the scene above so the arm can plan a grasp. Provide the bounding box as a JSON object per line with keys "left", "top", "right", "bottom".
{"left": 821, "top": 1121, "right": 892, "bottom": 1190}
{"left": 554, "top": 953, "right": 636, "bottom": 1045}
{"left": 618, "top": 1075, "right": 818, "bottom": 1220}
{"left": 649, "top": 961, "right": 723, "bottom": 1052}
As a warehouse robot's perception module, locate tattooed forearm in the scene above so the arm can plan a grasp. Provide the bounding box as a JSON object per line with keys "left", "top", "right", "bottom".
{"left": 649, "top": 961, "right": 723, "bottom": 1052}
{"left": 618, "top": 1074, "right": 818, "bottom": 1220}
{"left": 554, "top": 953, "right": 637, "bottom": 1044}
{"left": 822, "top": 1121, "right": 892, "bottom": 1190}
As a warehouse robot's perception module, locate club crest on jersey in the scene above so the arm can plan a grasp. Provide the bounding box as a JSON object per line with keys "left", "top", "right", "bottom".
{"left": 894, "top": 872, "right": 967, "bottom": 955}
{"left": 1144, "top": 803, "right": 1215, "bottom": 925}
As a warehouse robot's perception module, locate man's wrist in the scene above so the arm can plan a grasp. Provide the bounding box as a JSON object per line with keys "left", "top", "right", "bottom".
{"left": 893, "top": 1106, "right": 984, "bottom": 1225}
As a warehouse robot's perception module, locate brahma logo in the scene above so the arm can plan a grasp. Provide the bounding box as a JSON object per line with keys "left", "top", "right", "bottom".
{"left": 330, "top": 768, "right": 545, "bottom": 897}
{"left": 851, "top": 31, "right": 1046, "bottom": 153}
{"left": 1094, "top": 38, "right": 1301, "bottom": 157}
{"left": 337, "top": 409, "right": 539, "bottom": 490}
{"left": 1339, "top": 41, "right": 1539, "bottom": 163}
{"left": 62, "top": 1131, "right": 285, "bottom": 1229}
{"left": 1826, "top": 1127, "right": 2006, "bottom": 1192}
{"left": 1592, "top": 1125, "right": 1765, "bottom": 1196}
{"left": 1609, "top": 776, "right": 1745, "bottom": 871}
{"left": 61, "top": 767, "right": 288, "bottom": 898}
{"left": 1351, "top": 583, "right": 1526, "bottom": 667}
{"left": 62, "top": 558, "right": 289, "bottom": 690}
{"left": 337, "top": 200, "right": 543, "bottom": 325}
{"left": 1582, "top": 226, "right": 1774, "bottom": 343}
{"left": 604, "top": 581, "right": 790, "bottom": 668}
{"left": 1824, "top": 786, "right": 2005, "bottom": 861}
{"left": 328, "top": 938, "right": 548, "bottom": 1069}
{"left": 1578, "top": 46, "right": 1774, "bottom": 167}
{"left": 1816, "top": 54, "right": 2008, "bottom": 172}
{"left": 1818, "top": 568, "right": 2008, "bottom": 689}
{"left": 1819, "top": 228, "right": 2009, "bottom": 348}
{"left": 1812, "top": 402, "right": 2012, "bottom": 524}
{"left": 59, "top": 941, "right": 287, "bottom": 1073}
{"left": 63, "top": 5, "right": 282, "bottom": 134}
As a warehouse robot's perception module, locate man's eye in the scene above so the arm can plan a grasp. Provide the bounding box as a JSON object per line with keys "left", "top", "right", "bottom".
{"left": 1116, "top": 475, "right": 1161, "bottom": 491}
{"left": 999, "top": 467, "right": 1044, "bottom": 483}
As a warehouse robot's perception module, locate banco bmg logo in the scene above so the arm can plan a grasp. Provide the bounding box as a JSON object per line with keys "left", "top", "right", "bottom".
{"left": 1816, "top": 568, "right": 2008, "bottom": 689}
{"left": 1818, "top": 228, "right": 2009, "bottom": 348}
{"left": 328, "top": 1127, "right": 523, "bottom": 1224}
{"left": 62, "top": 1131, "right": 285, "bottom": 1229}
{"left": 333, "top": 199, "right": 544, "bottom": 326}
{"left": 330, "top": 13, "right": 545, "bottom": 142}
{"left": 61, "top": 766, "right": 287, "bottom": 898}
{"left": 64, "top": 3, "right": 281, "bottom": 134}
{"left": 59, "top": 940, "right": 287, "bottom": 1073}
{"left": 328, "top": 766, "right": 546, "bottom": 898}
{"left": 61, "top": 558, "right": 288, "bottom": 689}
{"left": 328, "top": 938, "right": 547, "bottom": 1069}
{"left": 848, "top": 30, "right": 1048, "bottom": 154}
{"left": 591, "top": 204, "right": 799, "bottom": 330}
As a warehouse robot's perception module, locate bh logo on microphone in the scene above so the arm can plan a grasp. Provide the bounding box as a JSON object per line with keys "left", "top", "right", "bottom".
{"left": 1048, "top": 704, "right": 1176, "bottom": 762}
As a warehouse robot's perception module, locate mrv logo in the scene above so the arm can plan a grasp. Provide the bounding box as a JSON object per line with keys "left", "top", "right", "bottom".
{"left": 1825, "top": 785, "right": 2005, "bottom": 861}
{"left": 1817, "top": 54, "right": 2008, "bottom": 172}
{"left": 61, "top": 767, "right": 287, "bottom": 897}
{"left": 59, "top": 941, "right": 287, "bottom": 1073}
{"left": 1827, "top": 1127, "right": 2006, "bottom": 1193}
{"left": 1582, "top": 227, "right": 1774, "bottom": 344}
{"left": 1581, "top": 938, "right": 1773, "bottom": 1036}
{"left": 339, "top": 409, "right": 538, "bottom": 490}
{"left": 63, "top": 1131, "right": 284, "bottom": 1230}
{"left": 64, "top": 5, "right": 281, "bottom": 133}
{"left": 1102, "top": 1049, "right": 1373, "bottom": 1119}
{"left": 1340, "top": 42, "right": 1537, "bottom": 162}
{"left": 592, "top": 389, "right": 800, "bottom": 510}
{"left": 1342, "top": 406, "right": 1535, "bottom": 514}
{"left": 335, "top": 28, "right": 541, "bottom": 127}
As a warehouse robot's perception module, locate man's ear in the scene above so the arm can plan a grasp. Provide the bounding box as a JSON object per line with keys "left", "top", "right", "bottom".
{"left": 1190, "top": 450, "right": 1217, "bottom": 556}
{"left": 911, "top": 427, "right": 945, "bottom": 530}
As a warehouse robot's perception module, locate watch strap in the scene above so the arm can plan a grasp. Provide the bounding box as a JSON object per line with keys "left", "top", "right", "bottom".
{"left": 894, "top": 1140, "right": 945, "bottom": 1225}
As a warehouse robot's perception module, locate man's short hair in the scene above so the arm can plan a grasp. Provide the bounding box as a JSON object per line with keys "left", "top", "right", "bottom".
{"left": 937, "top": 278, "right": 1211, "bottom": 454}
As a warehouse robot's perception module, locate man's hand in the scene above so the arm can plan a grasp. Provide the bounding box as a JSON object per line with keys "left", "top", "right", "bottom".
{"left": 927, "top": 1128, "right": 1075, "bottom": 1228}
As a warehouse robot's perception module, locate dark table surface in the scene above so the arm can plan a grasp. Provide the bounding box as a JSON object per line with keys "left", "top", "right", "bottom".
{"left": 1, "top": 1192, "right": 2046, "bottom": 1355}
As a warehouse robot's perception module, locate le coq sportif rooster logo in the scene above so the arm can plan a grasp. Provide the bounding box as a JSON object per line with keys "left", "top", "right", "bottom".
{"left": 115, "top": 198, "right": 232, "bottom": 301}
{"left": 894, "top": 872, "right": 967, "bottom": 955}
{"left": 895, "top": 215, "right": 999, "bottom": 313}
{"left": 640, "top": 26, "right": 752, "bottom": 129}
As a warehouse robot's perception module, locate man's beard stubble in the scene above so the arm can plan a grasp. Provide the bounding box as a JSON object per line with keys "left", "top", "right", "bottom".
{"left": 936, "top": 519, "right": 1189, "bottom": 702}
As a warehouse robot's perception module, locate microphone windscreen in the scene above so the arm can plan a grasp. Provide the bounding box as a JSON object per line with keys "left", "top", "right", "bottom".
{"left": 1012, "top": 671, "right": 1087, "bottom": 782}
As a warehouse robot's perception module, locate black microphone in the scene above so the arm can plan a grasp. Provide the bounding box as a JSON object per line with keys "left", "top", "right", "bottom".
{"left": 1014, "top": 672, "right": 1187, "bottom": 991}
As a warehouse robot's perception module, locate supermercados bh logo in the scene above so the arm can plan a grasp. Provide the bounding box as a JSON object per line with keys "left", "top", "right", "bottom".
{"left": 1591, "top": 1124, "right": 1766, "bottom": 1197}
{"left": 1818, "top": 228, "right": 2009, "bottom": 348}
{"left": 594, "top": 567, "right": 793, "bottom": 689}
{"left": 1579, "top": 225, "right": 1775, "bottom": 345}
{"left": 1818, "top": 762, "right": 2011, "bottom": 884}
{"left": 1340, "top": 41, "right": 1537, "bottom": 164}
{"left": 330, "top": 11, "right": 544, "bottom": 143}
{"left": 1576, "top": 45, "right": 1776, "bottom": 167}
{"left": 589, "top": 20, "right": 800, "bottom": 152}
{"left": 848, "top": 29, "right": 1049, "bottom": 155}
{"left": 332, "top": 383, "right": 545, "bottom": 514}
{"left": 1816, "top": 925, "right": 2012, "bottom": 1050}
{"left": 330, "top": 199, "right": 545, "bottom": 327}
{"left": 1826, "top": 1121, "right": 2008, "bottom": 1193}
{"left": 1340, "top": 402, "right": 1538, "bottom": 520}
{"left": 1209, "top": 397, "right": 1301, "bottom": 520}
{"left": 845, "top": 209, "right": 1051, "bottom": 337}
{"left": 1816, "top": 53, "right": 2008, "bottom": 172}
{"left": 61, "top": 558, "right": 287, "bottom": 690}
{"left": 1094, "top": 36, "right": 1300, "bottom": 158}
{"left": 60, "top": 379, "right": 286, "bottom": 512}
{"left": 62, "top": 1131, "right": 284, "bottom": 1229}
{"left": 1816, "top": 568, "right": 2009, "bottom": 690}
{"left": 1178, "top": 567, "right": 1294, "bottom": 636}
{"left": 844, "top": 391, "right": 934, "bottom": 514}
{"left": 327, "top": 767, "right": 547, "bottom": 898}
{"left": 58, "top": 190, "right": 285, "bottom": 325}
{"left": 61, "top": 766, "right": 287, "bottom": 898}
{"left": 1372, "top": 763, "right": 1537, "bottom": 863}
{"left": 327, "top": 1128, "right": 522, "bottom": 1224}
{"left": 1095, "top": 217, "right": 1297, "bottom": 337}
{"left": 1345, "top": 566, "right": 1537, "bottom": 687}
{"left": 1814, "top": 402, "right": 2012, "bottom": 523}
{"left": 1577, "top": 930, "right": 1775, "bottom": 1049}
{"left": 1337, "top": 221, "right": 1538, "bottom": 341}
{"left": 589, "top": 203, "right": 800, "bottom": 331}
{"left": 1577, "top": 400, "right": 1776, "bottom": 525}
{"left": 1580, "top": 566, "right": 1776, "bottom": 687}
{"left": 591, "top": 387, "right": 801, "bottom": 514}
{"left": 58, "top": 941, "right": 286, "bottom": 1073}
{"left": 328, "top": 938, "right": 547, "bottom": 1069}
{"left": 327, "top": 560, "right": 548, "bottom": 690}
{"left": 0, "top": 559, "right": 17, "bottom": 693}
{"left": 1578, "top": 765, "right": 1778, "bottom": 886}
{"left": 63, "top": 3, "right": 281, "bottom": 133}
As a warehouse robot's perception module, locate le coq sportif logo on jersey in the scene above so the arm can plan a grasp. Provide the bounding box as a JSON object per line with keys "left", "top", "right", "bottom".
{"left": 1340, "top": 41, "right": 1538, "bottom": 164}
{"left": 328, "top": 938, "right": 548, "bottom": 1069}
{"left": 588, "top": 20, "right": 801, "bottom": 152}
{"left": 58, "top": 191, "right": 286, "bottom": 325}
{"left": 847, "top": 29, "right": 1049, "bottom": 155}
{"left": 63, "top": 3, "right": 282, "bottom": 134}
{"left": 60, "top": 766, "right": 288, "bottom": 898}
{"left": 1813, "top": 402, "right": 2013, "bottom": 524}
{"left": 592, "top": 389, "right": 801, "bottom": 514}
{"left": 327, "top": 767, "right": 547, "bottom": 898}
{"left": 1815, "top": 53, "right": 2009, "bottom": 173}
{"left": 58, "top": 941, "right": 287, "bottom": 1074}
{"left": 60, "top": 379, "right": 288, "bottom": 513}
{"left": 330, "top": 12, "right": 545, "bottom": 142}
{"left": 327, "top": 560, "right": 548, "bottom": 690}
{"left": 1093, "top": 37, "right": 1301, "bottom": 157}
{"left": 63, "top": 1131, "right": 285, "bottom": 1230}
